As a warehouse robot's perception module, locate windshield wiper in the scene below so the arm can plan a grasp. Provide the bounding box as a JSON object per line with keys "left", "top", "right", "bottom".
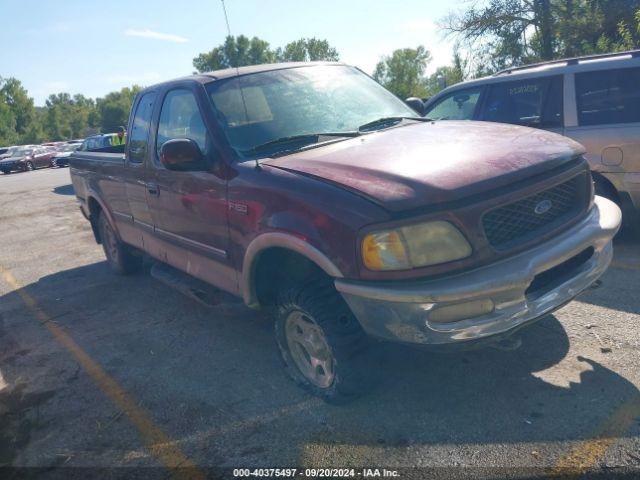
{"left": 242, "top": 132, "right": 360, "bottom": 156}
{"left": 357, "top": 116, "right": 431, "bottom": 132}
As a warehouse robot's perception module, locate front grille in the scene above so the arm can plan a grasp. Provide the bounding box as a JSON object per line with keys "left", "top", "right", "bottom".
{"left": 482, "top": 175, "right": 587, "bottom": 249}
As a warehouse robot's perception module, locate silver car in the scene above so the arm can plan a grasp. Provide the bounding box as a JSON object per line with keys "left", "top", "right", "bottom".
{"left": 423, "top": 49, "right": 640, "bottom": 235}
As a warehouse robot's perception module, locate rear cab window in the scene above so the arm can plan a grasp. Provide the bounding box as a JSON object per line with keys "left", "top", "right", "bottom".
{"left": 424, "top": 87, "right": 483, "bottom": 120}
{"left": 575, "top": 66, "right": 640, "bottom": 126}
{"left": 480, "top": 76, "right": 563, "bottom": 129}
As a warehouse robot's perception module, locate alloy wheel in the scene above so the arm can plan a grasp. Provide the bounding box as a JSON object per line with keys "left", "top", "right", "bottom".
{"left": 284, "top": 310, "right": 335, "bottom": 388}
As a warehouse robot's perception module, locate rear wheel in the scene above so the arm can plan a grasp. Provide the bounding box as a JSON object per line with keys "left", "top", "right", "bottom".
{"left": 98, "top": 212, "right": 143, "bottom": 275}
{"left": 275, "top": 279, "right": 374, "bottom": 403}
{"left": 24, "top": 161, "right": 35, "bottom": 171}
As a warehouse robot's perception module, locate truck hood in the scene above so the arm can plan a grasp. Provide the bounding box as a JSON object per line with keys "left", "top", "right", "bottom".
{"left": 263, "top": 121, "right": 585, "bottom": 212}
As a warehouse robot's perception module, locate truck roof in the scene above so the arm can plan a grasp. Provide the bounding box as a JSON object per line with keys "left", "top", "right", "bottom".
{"left": 141, "top": 62, "right": 348, "bottom": 92}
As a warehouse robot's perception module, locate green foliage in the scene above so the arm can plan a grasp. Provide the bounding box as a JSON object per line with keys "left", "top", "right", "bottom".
{"left": 96, "top": 86, "right": 142, "bottom": 134}
{"left": 40, "top": 93, "right": 100, "bottom": 141}
{"left": 193, "top": 35, "right": 339, "bottom": 72}
{"left": 443, "top": 1, "right": 640, "bottom": 76}
{"left": 0, "top": 77, "right": 36, "bottom": 137}
{"left": 425, "top": 50, "right": 467, "bottom": 97}
{"left": 0, "top": 79, "right": 141, "bottom": 146}
{"left": 0, "top": 98, "right": 19, "bottom": 146}
{"left": 372, "top": 46, "right": 432, "bottom": 99}
{"left": 276, "top": 38, "right": 340, "bottom": 62}
{"left": 0, "top": 77, "right": 36, "bottom": 145}
{"left": 193, "top": 35, "right": 276, "bottom": 72}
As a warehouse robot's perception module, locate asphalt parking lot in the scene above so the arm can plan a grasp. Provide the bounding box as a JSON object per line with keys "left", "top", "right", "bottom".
{"left": 1, "top": 167, "right": 639, "bottom": 479}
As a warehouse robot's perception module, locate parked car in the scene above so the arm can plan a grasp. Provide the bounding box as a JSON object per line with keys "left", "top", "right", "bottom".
{"left": 51, "top": 143, "right": 81, "bottom": 167}
{"left": 0, "top": 146, "right": 17, "bottom": 160}
{"left": 0, "top": 146, "right": 58, "bottom": 173}
{"left": 79, "top": 134, "right": 124, "bottom": 153}
{"left": 69, "top": 62, "right": 621, "bottom": 402}
{"left": 423, "top": 49, "right": 640, "bottom": 235}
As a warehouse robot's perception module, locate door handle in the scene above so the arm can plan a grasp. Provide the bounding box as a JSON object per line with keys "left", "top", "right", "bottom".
{"left": 146, "top": 183, "right": 160, "bottom": 196}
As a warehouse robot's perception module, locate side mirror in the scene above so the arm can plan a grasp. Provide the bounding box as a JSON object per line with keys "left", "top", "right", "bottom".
{"left": 160, "top": 138, "right": 206, "bottom": 171}
{"left": 405, "top": 97, "right": 426, "bottom": 116}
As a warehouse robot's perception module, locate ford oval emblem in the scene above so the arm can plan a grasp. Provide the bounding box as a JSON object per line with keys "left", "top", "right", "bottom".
{"left": 534, "top": 199, "right": 553, "bottom": 215}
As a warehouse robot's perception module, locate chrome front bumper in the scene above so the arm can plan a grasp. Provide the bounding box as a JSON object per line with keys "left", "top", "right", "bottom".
{"left": 335, "top": 196, "right": 622, "bottom": 345}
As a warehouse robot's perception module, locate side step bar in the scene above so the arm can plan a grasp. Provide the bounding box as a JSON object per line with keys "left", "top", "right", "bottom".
{"left": 150, "top": 262, "right": 242, "bottom": 310}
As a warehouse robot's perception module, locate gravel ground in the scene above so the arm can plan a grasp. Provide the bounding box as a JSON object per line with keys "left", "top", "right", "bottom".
{"left": 0, "top": 167, "right": 638, "bottom": 479}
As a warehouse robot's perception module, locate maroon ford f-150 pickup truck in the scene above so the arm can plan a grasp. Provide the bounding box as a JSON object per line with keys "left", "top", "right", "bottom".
{"left": 70, "top": 62, "right": 621, "bottom": 402}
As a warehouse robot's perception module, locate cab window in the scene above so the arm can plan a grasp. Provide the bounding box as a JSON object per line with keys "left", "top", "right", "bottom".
{"left": 128, "top": 92, "right": 156, "bottom": 163}
{"left": 481, "top": 76, "right": 563, "bottom": 128}
{"left": 424, "top": 87, "right": 482, "bottom": 120}
{"left": 576, "top": 67, "right": 640, "bottom": 126}
{"left": 156, "top": 89, "right": 209, "bottom": 158}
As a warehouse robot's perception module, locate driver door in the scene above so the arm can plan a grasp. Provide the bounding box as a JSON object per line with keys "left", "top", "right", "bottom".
{"left": 145, "top": 86, "right": 236, "bottom": 293}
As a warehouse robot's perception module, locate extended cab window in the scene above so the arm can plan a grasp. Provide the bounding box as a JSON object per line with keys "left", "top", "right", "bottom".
{"left": 156, "top": 89, "right": 208, "bottom": 158}
{"left": 481, "top": 76, "right": 562, "bottom": 128}
{"left": 128, "top": 92, "right": 156, "bottom": 163}
{"left": 576, "top": 67, "right": 640, "bottom": 126}
{"left": 424, "top": 87, "right": 482, "bottom": 120}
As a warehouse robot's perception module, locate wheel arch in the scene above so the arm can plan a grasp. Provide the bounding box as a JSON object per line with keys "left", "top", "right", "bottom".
{"left": 242, "top": 232, "right": 344, "bottom": 308}
{"left": 86, "top": 193, "right": 118, "bottom": 244}
{"left": 592, "top": 172, "right": 621, "bottom": 205}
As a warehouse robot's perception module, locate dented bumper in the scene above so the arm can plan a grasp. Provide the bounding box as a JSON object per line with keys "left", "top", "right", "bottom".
{"left": 335, "top": 196, "right": 622, "bottom": 345}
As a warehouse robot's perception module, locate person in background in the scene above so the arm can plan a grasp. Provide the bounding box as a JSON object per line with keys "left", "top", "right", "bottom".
{"left": 112, "top": 126, "right": 126, "bottom": 146}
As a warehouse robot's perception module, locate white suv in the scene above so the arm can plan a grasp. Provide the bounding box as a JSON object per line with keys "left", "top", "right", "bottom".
{"left": 423, "top": 50, "right": 640, "bottom": 235}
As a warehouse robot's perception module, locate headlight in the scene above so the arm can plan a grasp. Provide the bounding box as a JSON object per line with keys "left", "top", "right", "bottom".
{"left": 362, "top": 221, "right": 472, "bottom": 271}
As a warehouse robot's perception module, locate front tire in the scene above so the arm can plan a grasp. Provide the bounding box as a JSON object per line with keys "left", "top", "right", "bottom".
{"left": 275, "top": 280, "right": 373, "bottom": 403}
{"left": 24, "top": 161, "right": 35, "bottom": 171}
{"left": 98, "top": 212, "right": 143, "bottom": 275}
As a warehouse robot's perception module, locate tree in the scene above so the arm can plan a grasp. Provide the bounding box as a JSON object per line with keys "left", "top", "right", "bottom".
{"left": 276, "top": 38, "right": 340, "bottom": 62}
{"left": 0, "top": 98, "right": 18, "bottom": 146}
{"left": 96, "top": 86, "right": 142, "bottom": 133}
{"left": 193, "top": 36, "right": 340, "bottom": 72}
{"left": 424, "top": 49, "right": 467, "bottom": 96}
{"left": 193, "top": 35, "right": 276, "bottom": 72}
{"left": 442, "top": 1, "right": 640, "bottom": 75}
{"left": 41, "top": 93, "right": 99, "bottom": 141}
{"left": 372, "top": 46, "right": 432, "bottom": 99}
{"left": 0, "top": 77, "right": 37, "bottom": 142}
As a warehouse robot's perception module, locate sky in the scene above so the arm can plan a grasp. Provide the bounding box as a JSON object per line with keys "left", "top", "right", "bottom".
{"left": 0, "top": 0, "right": 457, "bottom": 106}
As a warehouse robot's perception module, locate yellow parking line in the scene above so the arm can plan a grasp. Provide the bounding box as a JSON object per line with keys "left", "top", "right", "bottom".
{"left": 551, "top": 395, "right": 640, "bottom": 478}
{"left": 0, "top": 266, "right": 205, "bottom": 480}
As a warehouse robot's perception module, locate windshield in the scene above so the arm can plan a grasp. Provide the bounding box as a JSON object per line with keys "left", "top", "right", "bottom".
{"left": 206, "top": 65, "right": 416, "bottom": 158}
{"left": 61, "top": 144, "right": 79, "bottom": 152}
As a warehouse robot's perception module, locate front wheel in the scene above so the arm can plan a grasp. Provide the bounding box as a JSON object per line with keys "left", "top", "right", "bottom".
{"left": 24, "top": 161, "right": 35, "bottom": 171}
{"left": 275, "top": 280, "right": 374, "bottom": 403}
{"left": 98, "top": 212, "right": 143, "bottom": 274}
